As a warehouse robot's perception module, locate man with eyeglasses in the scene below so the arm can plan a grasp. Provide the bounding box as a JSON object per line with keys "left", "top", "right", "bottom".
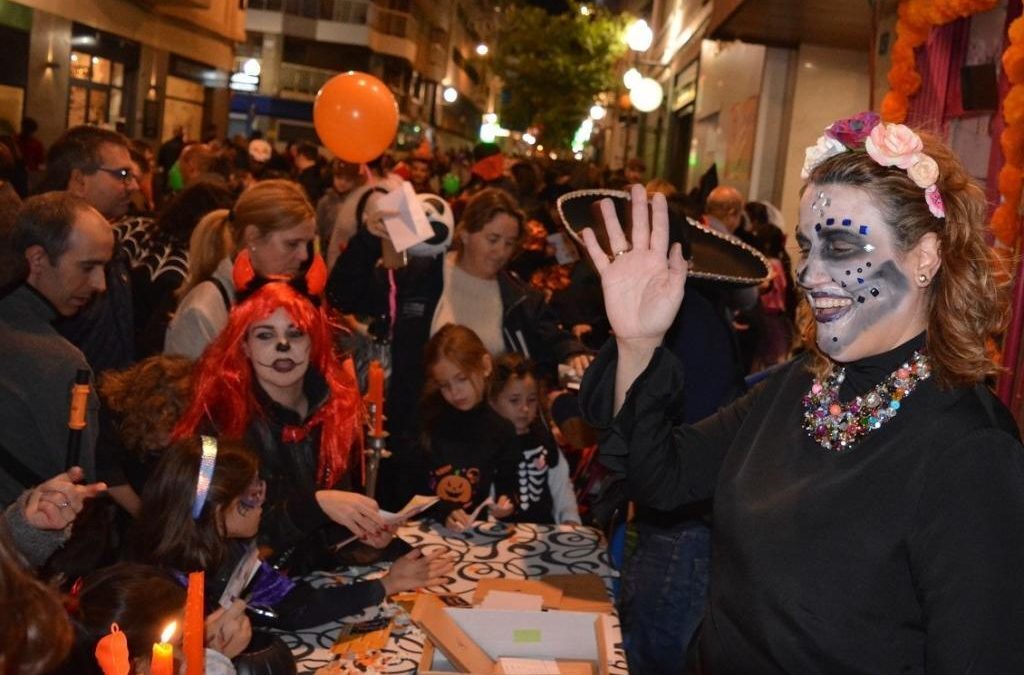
{"left": 36, "top": 125, "right": 138, "bottom": 375}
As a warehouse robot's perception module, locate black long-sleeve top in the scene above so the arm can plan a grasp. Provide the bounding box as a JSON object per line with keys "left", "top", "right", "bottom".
{"left": 580, "top": 334, "right": 1024, "bottom": 673}
{"left": 422, "top": 404, "right": 521, "bottom": 521}
{"left": 246, "top": 370, "right": 356, "bottom": 571}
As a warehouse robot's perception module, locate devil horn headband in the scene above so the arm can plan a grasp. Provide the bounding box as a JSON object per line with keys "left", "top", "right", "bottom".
{"left": 232, "top": 248, "right": 328, "bottom": 304}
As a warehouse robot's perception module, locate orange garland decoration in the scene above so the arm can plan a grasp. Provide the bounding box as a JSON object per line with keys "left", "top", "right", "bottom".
{"left": 884, "top": 0, "right": 1001, "bottom": 124}
{"left": 998, "top": 16, "right": 1024, "bottom": 247}
{"left": 885, "top": 1, "right": 1024, "bottom": 248}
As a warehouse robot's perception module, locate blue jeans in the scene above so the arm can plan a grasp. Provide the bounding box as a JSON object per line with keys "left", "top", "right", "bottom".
{"left": 619, "top": 521, "right": 711, "bottom": 675}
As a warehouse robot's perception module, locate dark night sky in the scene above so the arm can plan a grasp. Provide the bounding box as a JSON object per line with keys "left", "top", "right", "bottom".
{"left": 518, "top": 0, "right": 623, "bottom": 13}
{"left": 520, "top": 0, "right": 572, "bottom": 12}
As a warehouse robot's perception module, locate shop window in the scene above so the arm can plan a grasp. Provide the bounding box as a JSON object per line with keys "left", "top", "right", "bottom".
{"left": 68, "top": 85, "right": 87, "bottom": 127}
{"left": 91, "top": 56, "right": 111, "bottom": 85}
{"left": 70, "top": 51, "right": 90, "bottom": 80}
{"left": 67, "top": 50, "right": 125, "bottom": 126}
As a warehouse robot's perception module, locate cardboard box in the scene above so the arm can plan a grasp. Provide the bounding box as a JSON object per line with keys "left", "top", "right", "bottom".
{"left": 412, "top": 594, "right": 610, "bottom": 675}
{"left": 471, "top": 575, "right": 613, "bottom": 614}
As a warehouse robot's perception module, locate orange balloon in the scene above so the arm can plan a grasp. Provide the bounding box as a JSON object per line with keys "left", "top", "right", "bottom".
{"left": 314, "top": 71, "right": 399, "bottom": 163}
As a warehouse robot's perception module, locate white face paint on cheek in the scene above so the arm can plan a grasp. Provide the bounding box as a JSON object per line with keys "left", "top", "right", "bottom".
{"left": 798, "top": 185, "right": 916, "bottom": 361}
{"left": 246, "top": 308, "right": 311, "bottom": 389}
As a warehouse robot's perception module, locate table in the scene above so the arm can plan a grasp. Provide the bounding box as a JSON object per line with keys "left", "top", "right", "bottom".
{"left": 276, "top": 520, "right": 628, "bottom": 674}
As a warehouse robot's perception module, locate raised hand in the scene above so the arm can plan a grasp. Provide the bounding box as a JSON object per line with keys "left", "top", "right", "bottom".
{"left": 580, "top": 185, "right": 688, "bottom": 413}
{"left": 580, "top": 185, "right": 687, "bottom": 353}
{"left": 315, "top": 489, "right": 387, "bottom": 538}
{"left": 22, "top": 466, "right": 107, "bottom": 531}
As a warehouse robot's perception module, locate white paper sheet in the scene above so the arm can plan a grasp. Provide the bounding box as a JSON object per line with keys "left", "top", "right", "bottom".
{"left": 447, "top": 608, "right": 600, "bottom": 661}
{"left": 218, "top": 542, "right": 261, "bottom": 609}
{"left": 379, "top": 181, "right": 435, "bottom": 252}
{"left": 498, "top": 657, "right": 561, "bottom": 674}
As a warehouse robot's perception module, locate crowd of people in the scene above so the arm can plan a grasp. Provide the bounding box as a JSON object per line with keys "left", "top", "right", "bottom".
{"left": 1, "top": 109, "right": 1021, "bottom": 675}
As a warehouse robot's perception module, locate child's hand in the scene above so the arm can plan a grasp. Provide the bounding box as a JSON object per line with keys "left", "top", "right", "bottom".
{"left": 381, "top": 548, "right": 454, "bottom": 595}
{"left": 445, "top": 508, "right": 471, "bottom": 532}
{"left": 490, "top": 495, "right": 514, "bottom": 519}
{"left": 206, "top": 599, "right": 252, "bottom": 658}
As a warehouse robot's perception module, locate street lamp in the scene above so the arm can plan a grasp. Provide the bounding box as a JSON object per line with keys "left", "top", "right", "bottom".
{"left": 623, "top": 67, "right": 642, "bottom": 90}
{"left": 625, "top": 19, "right": 653, "bottom": 52}
{"left": 443, "top": 86, "right": 458, "bottom": 103}
{"left": 629, "top": 77, "right": 664, "bottom": 113}
{"left": 476, "top": 43, "right": 489, "bottom": 56}
{"left": 589, "top": 104, "right": 607, "bottom": 121}
{"left": 242, "top": 58, "right": 261, "bottom": 77}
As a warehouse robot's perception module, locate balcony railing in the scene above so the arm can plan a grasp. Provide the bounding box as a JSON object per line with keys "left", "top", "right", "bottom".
{"left": 279, "top": 62, "right": 335, "bottom": 96}
{"left": 247, "top": 0, "right": 369, "bottom": 24}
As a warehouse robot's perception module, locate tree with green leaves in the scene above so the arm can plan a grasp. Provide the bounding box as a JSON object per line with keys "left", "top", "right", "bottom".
{"left": 489, "top": 1, "right": 628, "bottom": 149}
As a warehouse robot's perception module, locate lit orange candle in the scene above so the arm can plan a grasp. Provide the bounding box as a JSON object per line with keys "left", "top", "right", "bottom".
{"left": 151, "top": 621, "right": 176, "bottom": 675}
{"left": 367, "top": 360, "right": 385, "bottom": 437}
{"left": 183, "top": 571, "right": 205, "bottom": 675}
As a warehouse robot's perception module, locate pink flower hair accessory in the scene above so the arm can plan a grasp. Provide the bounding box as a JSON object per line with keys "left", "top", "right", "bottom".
{"left": 802, "top": 114, "right": 945, "bottom": 219}
{"left": 865, "top": 122, "right": 945, "bottom": 218}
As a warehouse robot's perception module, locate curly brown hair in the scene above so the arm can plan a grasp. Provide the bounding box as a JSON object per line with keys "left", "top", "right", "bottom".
{"left": 802, "top": 129, "right": 1009, "bottom": 387}
{"left": 98, "top": 355, "right": 194, "bottom": 453}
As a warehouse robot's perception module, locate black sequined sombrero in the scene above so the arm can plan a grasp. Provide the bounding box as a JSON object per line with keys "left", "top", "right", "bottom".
{"left": 556, "top": 189, "right": 770, "bottom": 286}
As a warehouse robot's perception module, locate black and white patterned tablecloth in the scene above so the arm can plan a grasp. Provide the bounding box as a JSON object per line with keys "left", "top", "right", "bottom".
{"left": 275, "top": 521, "right": 628, "bottom": 674}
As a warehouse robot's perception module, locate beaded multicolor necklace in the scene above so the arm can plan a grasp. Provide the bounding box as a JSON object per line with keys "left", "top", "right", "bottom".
{"left": 802, "top": 351, "right": 931, "bottom": 451}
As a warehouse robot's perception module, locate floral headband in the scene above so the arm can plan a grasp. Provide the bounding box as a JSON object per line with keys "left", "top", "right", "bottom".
{"left": 801, "top": 111, "right": 945, "bottom": 219}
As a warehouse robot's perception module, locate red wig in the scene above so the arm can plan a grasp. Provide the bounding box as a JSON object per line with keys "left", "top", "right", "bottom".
{"left": 173, "top": 282, "right": 362, "bottom": 487}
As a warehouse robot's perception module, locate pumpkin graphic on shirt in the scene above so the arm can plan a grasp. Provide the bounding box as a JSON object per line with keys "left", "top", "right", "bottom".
{"left": 431, "top": 465, "right": 481, "bottom": 508}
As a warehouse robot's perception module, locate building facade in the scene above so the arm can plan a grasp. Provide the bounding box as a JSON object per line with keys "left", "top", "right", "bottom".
{"left": 0, "top": 0, "right": 243, "bottom": 148}
{"left": 235, "top": 0, "right": 498, "bottom": 152}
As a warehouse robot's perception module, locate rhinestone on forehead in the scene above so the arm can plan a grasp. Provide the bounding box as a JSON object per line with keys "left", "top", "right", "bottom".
{"left": 811, "top": 191, "right": 831, "bottom": 220}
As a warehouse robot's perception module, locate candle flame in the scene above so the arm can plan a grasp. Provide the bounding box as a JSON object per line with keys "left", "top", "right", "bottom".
{"left": 160, "top": 621, "right": 177, "bottom": 643}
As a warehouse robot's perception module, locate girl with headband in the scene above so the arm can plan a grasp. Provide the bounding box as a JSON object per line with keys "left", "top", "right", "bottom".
{"left": 130, "top": 437, "right": 450, "bottom": 630}
{"left": 577, "top": 113, "right": 1024, "bottom": 670}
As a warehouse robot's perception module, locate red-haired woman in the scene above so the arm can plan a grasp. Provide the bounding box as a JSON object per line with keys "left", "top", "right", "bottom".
{"left": 174, "top": 254, "right": 388, "bottom": 571}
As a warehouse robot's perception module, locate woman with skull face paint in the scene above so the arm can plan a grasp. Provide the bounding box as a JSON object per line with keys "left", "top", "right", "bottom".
{"left": 576, "top": 113, "right": 1024, "bottom": 672}
{"left": 174, "top": 258, "right": 396, "bottom": 574}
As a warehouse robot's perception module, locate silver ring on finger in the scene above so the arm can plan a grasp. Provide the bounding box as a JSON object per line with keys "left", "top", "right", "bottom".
{"left": 611, "top": 246, "right": 631, "bottom": 260}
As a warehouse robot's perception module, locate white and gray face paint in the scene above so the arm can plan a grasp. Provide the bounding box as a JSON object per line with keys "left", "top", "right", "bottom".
{"left": 796, "top": 184, "right": 927, "bottom": 363}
